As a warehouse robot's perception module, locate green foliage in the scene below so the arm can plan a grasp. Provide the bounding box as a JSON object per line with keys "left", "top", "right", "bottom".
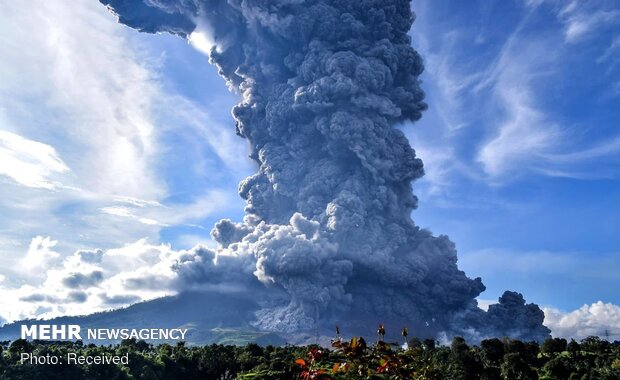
{"left": 0, "top": 335, "right": 618, "bottom": 379}
{"left": 541, "top": 338, "right": 567, "bottom": 355}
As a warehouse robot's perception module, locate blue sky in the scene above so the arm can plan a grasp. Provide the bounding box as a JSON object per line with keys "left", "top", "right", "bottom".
{"left": 0, "top": 0, "right": 618, "bottom": 339}
{"left": 407, "top": 0, "right": 620, "bottom": 312}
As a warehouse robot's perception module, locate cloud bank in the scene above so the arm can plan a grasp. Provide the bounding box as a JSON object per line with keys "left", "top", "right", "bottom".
{"left": 544, "top": 302, "right": 620, "bottom": 341}
{"left": 0, "top": 0, "right": 251, "bottom": 271}
{"left": 95, "top": 0, "right": 555, "bottom": 342}
{"left": 0, "top": 238, "right": 241, "bottom": 322}
{"left": 1, "top": 235, "right": 616, "bottom": 342}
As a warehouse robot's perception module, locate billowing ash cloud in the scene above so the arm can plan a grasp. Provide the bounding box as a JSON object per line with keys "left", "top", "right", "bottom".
{"left": 100, "top": 0, "right": 550, "bottom": 341}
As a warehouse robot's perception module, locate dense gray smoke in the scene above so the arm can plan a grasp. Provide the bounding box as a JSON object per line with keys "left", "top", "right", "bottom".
{"left": 100, "top": 0, "right": 550, "bottom": 342}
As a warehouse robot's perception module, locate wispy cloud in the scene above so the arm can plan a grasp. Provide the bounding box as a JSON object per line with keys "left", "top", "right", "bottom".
{"left": 0, "top": 0, "right": 249, "bottom": 279}
{"left": 408, "top": 0, "right": 620, "bottom": 193}
{"left": 100, "top": 206, "right": 161, "bottom": 226}
{"left": 472, "top": 13, "right": 565, "bottom": 181}
{"left": 0, "top": 0, "right": 167, "bottom": 199}
{"left": 410, "top": 2, "right": 563, "bottom": 188}
{"left": 476, "top": 74, "right": 561, "bottom": 179}
{"left": 162, "top": 95, "right": 252, "bottom": 175}
{"left": 0, "top": 0, "right": 168, "bottom": 258}
{"left": 598, "top": 36, "right": 620, "bottom": 64}
{"left": 557, "top": 1, "right": 620, "bottom": 44}
{"left": 100, "top": 189, "right": 234, "bottom": 227}
{"left": 0, "top": 130, "right": 69, "bottom": 189}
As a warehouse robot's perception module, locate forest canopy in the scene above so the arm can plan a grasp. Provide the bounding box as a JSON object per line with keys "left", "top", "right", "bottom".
{"left": 1, "top": 334, "right": 619, "bottom": 379}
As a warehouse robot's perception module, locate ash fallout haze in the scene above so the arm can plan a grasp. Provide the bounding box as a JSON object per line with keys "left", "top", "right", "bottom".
{"left": 99, "top": 0, "right": 549, "bottom": 342}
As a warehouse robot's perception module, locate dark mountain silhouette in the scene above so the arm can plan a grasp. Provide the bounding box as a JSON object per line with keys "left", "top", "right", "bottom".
{"left": 0, "top": 291, "right": 285, "bottom": 346}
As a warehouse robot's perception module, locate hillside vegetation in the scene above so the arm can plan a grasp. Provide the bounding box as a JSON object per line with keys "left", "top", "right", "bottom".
{"left": 0, "top": 334, "right": 618, "bottom": 379}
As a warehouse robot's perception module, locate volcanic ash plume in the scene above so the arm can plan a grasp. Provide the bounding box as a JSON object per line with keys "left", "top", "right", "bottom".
{"left": 101, "top": 0, "right": 551, "bottom": 341}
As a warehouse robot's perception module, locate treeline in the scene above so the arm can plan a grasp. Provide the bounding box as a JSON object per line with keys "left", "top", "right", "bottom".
{"left": 0, "top": 335, "right": 619, "bottom": 379}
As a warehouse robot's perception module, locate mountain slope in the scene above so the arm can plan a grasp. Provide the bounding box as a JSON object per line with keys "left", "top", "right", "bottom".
{"left": 0, "top": 291, "right": 286, "bottom": 346}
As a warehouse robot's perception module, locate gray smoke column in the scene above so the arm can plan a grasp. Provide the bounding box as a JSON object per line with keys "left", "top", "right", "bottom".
{"left": 100, "top": 0, "right": 550, "bottom": 341}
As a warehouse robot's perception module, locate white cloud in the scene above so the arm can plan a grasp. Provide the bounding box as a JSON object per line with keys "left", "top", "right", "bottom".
{"left": 562, "top": 9, "right": 620, "bottom": 44}
{"left": 535, "top": 136, "right": 620, "bottom": 179}
{"left": 472, "top": 21, "right": 564, "bottom": 181}
{"left": 0, "top": 0, "right": 165, "bottom": 199}
{"left": 99, "top": 189, "right": 234, "bottom": 227}
{"left": 524, "top": 0, "right": 545, "bottom": 8}
{"left": 20, "top": 216, "right": 607, "bottom": 333}
{"left": 476, "top": 298, "right": 494, "bottom": 311}
{"left": 0, "top": 238, "right": 212, "bottom": 323}
{"left": 0, "top": 0, "right": 168, "bottom": 263}
{"left": 189, "top": 29, "right": 215, "bottom": 56}
{"left": 409, "top": 0, "right": 620, "bottom": 190}
{"left": 544, "top": 301, "right": 620, "bottom": 340}
{"left": 534, "top": 0, "right": 620, "bottom": 45}
{"left": 478, "top": 293, "right": 620, "bottom": 340}
{"left": 0, "top": 0, "right": 250, "bottom": 279}
{"left": 477, "top": 296, "right": 620, "bottom": 341}
{"left": 557, "top": 0, "right": 578, "bottom": 17}
{"left": 405, "top": 6, "right": 488, "bottom": 195}
{"left": 542, "top": 137, "right": 620, "bottom": 163}
{"left": 0, "top": 130, "right": 69, "bottom": 189}
{"left": 20, "top": 236, "right": 61, "bottom": 277}
{"left": 477, "top": 84, "right": 560, "bottom": 178}
{"left": 100, "top": 206, "right": 135, "bottom": 218}
{"left": 164, "top": 95, "right": 252, "bottom": 175}
{"left": 113, "top": 196, "right": 163, "bottom": 208}
{"left": 597, "top": 36, "right": 620, "bottom": 77}
{"left": 0, "top": 233, "right": 262, "bottom": 324}
{"left": 407, "top": 2, "right": 566, "bottom": 189}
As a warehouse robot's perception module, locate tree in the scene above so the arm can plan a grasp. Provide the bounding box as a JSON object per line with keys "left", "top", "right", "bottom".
{"left": 542, "top": 355, "right": 575, "bottom": 379}
{"left": 541, "top": 338, "right": 567, "bottom": 355}
{"left": 501, "top": 353, "right": 537, "bottom": 380}
{"left": 481, "top": 338, "right": 505, "bottom": 365}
